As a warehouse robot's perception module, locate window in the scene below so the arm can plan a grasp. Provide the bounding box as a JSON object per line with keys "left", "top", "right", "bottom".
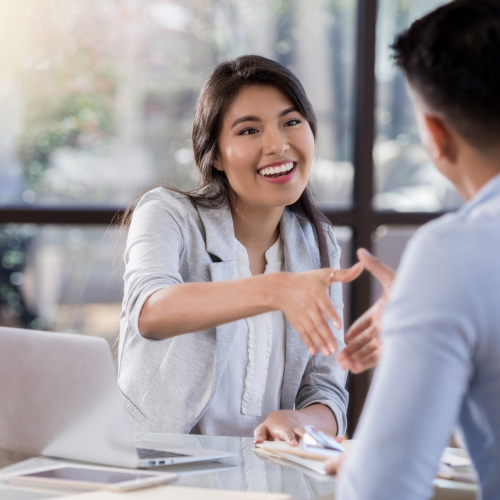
{"left": 0, "top": 0, "right": 356, "bottom": 208}
{"left": 373, "top": 0, "right": 461, "bottom": 212}
{"left": 0, "top": 0, "right": 462, "bottom": 433}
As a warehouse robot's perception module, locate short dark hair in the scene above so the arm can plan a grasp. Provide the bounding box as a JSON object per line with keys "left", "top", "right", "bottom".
{"left": 392, "top": 0, "right": 500, "bottom": 149}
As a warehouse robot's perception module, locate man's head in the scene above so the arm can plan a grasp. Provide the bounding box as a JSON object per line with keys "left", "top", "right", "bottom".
{"left": 392, "top": 0, "right": 500, "bottom": 196}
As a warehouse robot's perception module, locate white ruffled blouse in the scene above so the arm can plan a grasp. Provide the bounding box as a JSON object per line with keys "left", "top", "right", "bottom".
{"left": 197, "top": 237, "right": 286, "bottom": 437}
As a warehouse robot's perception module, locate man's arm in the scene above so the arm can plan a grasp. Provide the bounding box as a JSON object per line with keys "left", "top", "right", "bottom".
{"left": 337, "top": 229, "right": 478, "bottom": 500}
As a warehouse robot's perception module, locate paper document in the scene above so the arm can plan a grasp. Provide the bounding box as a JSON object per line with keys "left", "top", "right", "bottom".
{"left": 255, "top": 441, "right": 342, "bottom": 476}
{"left": 256, "top": 441, "right": 342, "bottom": 460}
{"left": 52, "top": 485, "right": 291, "bottom": 500}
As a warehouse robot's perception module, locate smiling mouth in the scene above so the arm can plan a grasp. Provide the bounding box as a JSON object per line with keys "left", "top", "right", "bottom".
{"left": 258, "top": 162, "right": 295, "bottom": 178}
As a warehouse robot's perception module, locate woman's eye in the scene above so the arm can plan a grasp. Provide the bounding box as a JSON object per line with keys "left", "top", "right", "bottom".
{"left": 239, "top": 127, "right": 259, "bottom": 135}
{"left": 284, "top": 118, "right": 301, "bottom": 127}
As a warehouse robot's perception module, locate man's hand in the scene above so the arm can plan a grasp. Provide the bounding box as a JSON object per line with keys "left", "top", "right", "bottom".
{"left": 324, "top": 451, "right": 348, "bottom": 475}
{"left": 337, "top": 249, "right": 396, "bottom": 373}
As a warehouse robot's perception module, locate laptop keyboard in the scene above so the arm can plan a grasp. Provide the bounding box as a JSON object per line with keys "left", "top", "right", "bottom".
{"left": 136, "top": 447, "right": 192, "bottom": 459}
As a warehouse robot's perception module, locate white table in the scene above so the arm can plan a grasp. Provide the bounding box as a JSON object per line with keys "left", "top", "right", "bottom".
{"left": 0, "top": 434, "right": 477, "bottom": 500}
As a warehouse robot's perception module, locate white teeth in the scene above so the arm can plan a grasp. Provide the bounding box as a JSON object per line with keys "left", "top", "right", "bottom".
{"left": 258, "top": 162, "right": 295, "bottom": 176}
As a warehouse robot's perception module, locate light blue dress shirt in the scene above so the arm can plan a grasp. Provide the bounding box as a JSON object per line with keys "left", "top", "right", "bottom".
{"left": 338, "top": 172, "right": 500, "bottom": 500}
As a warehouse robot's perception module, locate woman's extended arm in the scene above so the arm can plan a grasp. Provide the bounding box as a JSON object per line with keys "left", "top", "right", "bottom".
{"left": 139, "top": 265, "right": 362, "bottom": 357}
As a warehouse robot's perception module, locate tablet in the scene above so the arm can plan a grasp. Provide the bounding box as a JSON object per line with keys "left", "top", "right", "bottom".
{"left": 4, "top": 463, "right": 178, "bottom": 491}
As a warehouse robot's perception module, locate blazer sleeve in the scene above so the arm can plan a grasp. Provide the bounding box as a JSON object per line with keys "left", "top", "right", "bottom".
{"left": 122, "top": 192, "right": 185, "bottom": 335}
{"left": 294, "top": 225, "right": 349, "bottom": 436}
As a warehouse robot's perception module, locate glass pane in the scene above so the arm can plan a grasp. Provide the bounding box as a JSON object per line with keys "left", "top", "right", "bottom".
{"left": 373, "top": 0, "right": 463, "bottom": 212}
{"left": 0, "top": 0, "right": 356, "bottom": 208}
{"left": 0, "top": 224, "right": 122, "bottom": 348}
{"left": 371, "top": 225, "right": 416, "bottom": 303}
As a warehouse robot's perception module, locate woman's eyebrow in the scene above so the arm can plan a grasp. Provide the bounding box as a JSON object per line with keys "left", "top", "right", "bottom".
{"left": 231, "top": 115, "right": 260, "bottom": 128}
{"left": 231, "top": 107, "right": 299, "bottom": 129}
{"left": 279, "top": 106, "right": 298, "bottom": 117}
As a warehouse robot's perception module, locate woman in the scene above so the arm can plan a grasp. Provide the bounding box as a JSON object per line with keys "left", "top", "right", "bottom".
{"left": 117, "top": 55, "right": 363, "bottom": 445}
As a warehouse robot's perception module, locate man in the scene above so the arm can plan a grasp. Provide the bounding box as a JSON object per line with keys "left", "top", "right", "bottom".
{"left": 332, "top": 1, "right": 500, "bottom": 499}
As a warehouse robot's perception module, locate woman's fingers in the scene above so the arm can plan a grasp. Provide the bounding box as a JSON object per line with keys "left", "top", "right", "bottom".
{"left": 293, "top": 427, "right": 306, "bottom": 438}
{"left": 284, "top": 264, "right": 367, "bottom": 357}
{"left": 318, "top": 296, "right": 342, "bottom": 330}
{"left": 273, "top": 427, "right": 298, "bottom": 446}
{"left": 305, "top": 316, "right": 332, "bottom": 357}
{"left": 296, "top": 324, "right": 317, "bottom": 356}
{"left": 309, "top": 306, "right": 338, "bottom": 354}
{"left": 253, "top": 423, "right": 270, "bottom": 444}
{"left": 329, "top": 262, "right": 364, "bottom": 284}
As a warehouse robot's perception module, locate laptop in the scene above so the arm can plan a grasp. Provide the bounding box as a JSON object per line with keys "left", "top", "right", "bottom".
{"left": 0, "top": 327, "right": 237, "bottom": 468}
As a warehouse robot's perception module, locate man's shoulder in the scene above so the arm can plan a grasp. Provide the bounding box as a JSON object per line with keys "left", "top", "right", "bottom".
{"left": 409, "top": 210, "right": 469, "bottom": 254}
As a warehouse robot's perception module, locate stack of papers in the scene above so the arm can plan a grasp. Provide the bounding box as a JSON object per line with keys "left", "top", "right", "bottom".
{"left": 255, "top": 442, "right": 477, "bottom": 485}
{"left": 438, "top": 453, "right": 476, "bottom": 484}
{"left": 254, "top": 441, "right": 342, "bottom": 475}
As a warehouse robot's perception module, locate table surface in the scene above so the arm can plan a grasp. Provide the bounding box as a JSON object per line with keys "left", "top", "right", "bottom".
{"left": 0, "top": 433, "right": 477, "bottom": 500}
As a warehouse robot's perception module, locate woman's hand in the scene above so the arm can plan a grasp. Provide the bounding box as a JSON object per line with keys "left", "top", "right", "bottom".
{"left": 253, "top": 404, "right": 339, "bottom": 446}
{"left": 337, "top": 249, "right": 395, "bottom": 373}
{"left": 254, "top": 410, "right": 304, "bottom": 446}
{"left": 273, "top": 263, "right": 363, "bottom": 357}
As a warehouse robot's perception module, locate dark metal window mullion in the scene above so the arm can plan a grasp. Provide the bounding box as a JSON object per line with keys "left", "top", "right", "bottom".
{"left": 345, "top": 0, "right": 378, "bottom": 437}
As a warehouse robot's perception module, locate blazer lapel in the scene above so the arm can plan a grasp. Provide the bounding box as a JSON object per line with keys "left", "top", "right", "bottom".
{"left": 279, "top": 210, "right": 316, "bottom": 409}
{"left": 208, "top": 260, "right": 239, "bottom": 390}
{"left": 197, "top": 203, "right": 235, "bottom": 263}
{"left": 197, "top": 204, "right": 239, "bottom": 392}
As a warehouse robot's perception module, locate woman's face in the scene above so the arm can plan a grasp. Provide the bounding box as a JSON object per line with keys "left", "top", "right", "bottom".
{"left": 214, "top": 85, "right": 315, "bottom": 210}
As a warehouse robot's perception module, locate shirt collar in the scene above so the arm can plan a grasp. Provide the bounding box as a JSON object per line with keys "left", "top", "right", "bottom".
{"left": 458, "top": 171, "right": 500, "bottom": 217}
{"left": 235, "top": 236, "right": 283, "bottom": 275}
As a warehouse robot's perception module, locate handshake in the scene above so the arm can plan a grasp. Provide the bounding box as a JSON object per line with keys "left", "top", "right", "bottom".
{"left": 337, "top": 248, "right": 395, "bottom": 374}
{"left": 276, "top": 248, "right": 395, "bottom": 374}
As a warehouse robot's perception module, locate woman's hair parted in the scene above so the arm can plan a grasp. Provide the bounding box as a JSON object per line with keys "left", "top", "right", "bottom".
{"left": 116, "top": 55, "right": 332, "bottom": 268}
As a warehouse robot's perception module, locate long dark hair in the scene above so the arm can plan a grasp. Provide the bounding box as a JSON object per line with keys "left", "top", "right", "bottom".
{"left": 118, "top": 55, "right": 331, "bottom": 267}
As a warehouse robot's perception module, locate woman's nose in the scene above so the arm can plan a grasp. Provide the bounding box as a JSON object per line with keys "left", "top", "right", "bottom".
{"left": 263, "top": 127, "right": 289, "bottom": 155}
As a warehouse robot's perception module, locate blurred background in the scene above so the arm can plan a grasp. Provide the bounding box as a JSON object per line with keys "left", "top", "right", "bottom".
{"left": 0, "top": 0, "right": 460, "bottom": 426}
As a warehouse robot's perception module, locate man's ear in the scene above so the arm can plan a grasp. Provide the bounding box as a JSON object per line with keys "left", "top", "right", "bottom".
{"left": 419, "top": 113, "right": 457, "bottom": 163}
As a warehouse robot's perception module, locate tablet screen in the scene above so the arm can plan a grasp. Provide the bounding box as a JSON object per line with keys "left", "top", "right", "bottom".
{"left": 21, "top": 467, "right": 157, "bottom": 485}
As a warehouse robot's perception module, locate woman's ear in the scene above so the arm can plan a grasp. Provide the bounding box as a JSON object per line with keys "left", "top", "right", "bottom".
{"left": 213, "top": 156, "right": 224, "bottom": 172}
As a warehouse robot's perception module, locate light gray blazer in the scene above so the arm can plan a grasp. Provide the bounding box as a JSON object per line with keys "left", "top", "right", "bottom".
{"left": 117, "top": 188, "right": 349, "bottom": 435}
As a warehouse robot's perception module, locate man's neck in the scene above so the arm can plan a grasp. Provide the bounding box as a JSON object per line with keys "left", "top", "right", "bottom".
{"left": 456, "top": 145, "right": 500, "bottom": 200}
